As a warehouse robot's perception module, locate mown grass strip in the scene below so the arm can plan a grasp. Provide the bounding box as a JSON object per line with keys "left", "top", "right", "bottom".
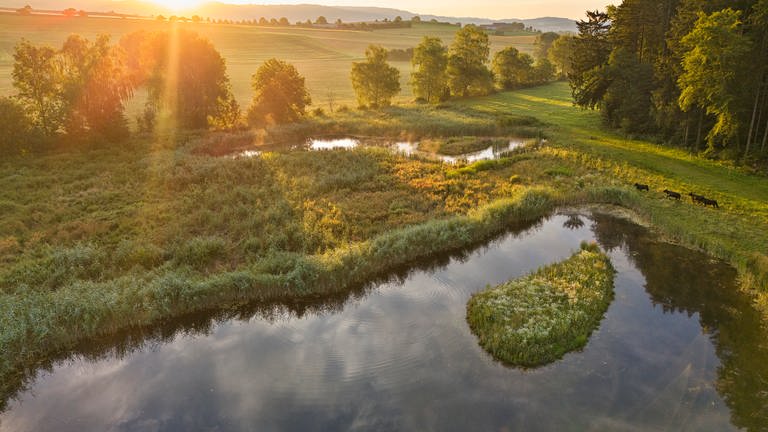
{"left": 467, "top": 242, "right": 615, "bottom": 367}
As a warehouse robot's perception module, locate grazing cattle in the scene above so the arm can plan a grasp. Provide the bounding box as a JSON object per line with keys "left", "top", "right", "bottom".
{"left": 688, "top": 192, "right": 705, "bottom": 204}
{"left": 663, "top": 189, "right": 682, "bottom": 200}
{"left": 634, "top": 183, "right": 650, "bottom": 191}
{"left": 702, "top": 197, "right": 719, "bottom": 209}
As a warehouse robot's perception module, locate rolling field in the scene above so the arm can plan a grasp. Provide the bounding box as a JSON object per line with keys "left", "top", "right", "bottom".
{"left": 0, "top": 14, "right": 536, "bottom": 109}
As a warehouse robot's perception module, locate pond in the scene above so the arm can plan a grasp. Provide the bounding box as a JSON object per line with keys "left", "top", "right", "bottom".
{"left": 393, "top": 139, "right": 531, "bottom": 163}
{"left": 236, "top": 137, "right": 535, "bottom": 163}
{"left": 1, "top": 212, "right": 766, "bottom": 431}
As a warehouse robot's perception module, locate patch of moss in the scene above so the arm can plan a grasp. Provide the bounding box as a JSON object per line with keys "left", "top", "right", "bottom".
{"left": 466, "top": 242, "right": 615, "bottom": 367}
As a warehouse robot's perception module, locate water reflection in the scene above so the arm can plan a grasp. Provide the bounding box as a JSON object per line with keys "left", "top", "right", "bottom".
{"left": 392, "top": 139, "right": 531, "bottom": 164}
{"left": 309, "top": 138, "right": 359, "bottom": 151}
{"left": 305, "top": 137, "right": 533, "bottom": 163}
{"left": 1, "top": 212, "right": 766, "bottom": 431}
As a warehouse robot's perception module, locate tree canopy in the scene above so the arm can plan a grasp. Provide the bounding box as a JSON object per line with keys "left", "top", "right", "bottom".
{"left": 351, "top": 45, "right": 401, "bottom": 108}
{"left": 411, "top": 36, "right": 448, "bottom": 103}
{"left": 447, "top": 25, "right": 494, "bottom": 97}
{"left": 248, "top": 58, "right": 311, "bottom": 126}
{"left": 567, "top": 0, "right": 768, "bottom": 159}
{"left": 120, "top": 29, "right": 236, "bottom": 130}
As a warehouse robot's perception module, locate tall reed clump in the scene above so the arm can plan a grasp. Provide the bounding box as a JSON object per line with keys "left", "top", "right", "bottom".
{"left": 466, "top": 242, "right": 615, "bottom": 367}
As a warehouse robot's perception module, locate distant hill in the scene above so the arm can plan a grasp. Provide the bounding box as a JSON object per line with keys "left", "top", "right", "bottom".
{"left": 0, "top": 1, "right": 578, "bottom": 32}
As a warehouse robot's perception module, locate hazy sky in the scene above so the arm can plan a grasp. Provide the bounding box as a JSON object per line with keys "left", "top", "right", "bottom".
{"left": 201, "top": 1, "right": 611, "bottom": 19}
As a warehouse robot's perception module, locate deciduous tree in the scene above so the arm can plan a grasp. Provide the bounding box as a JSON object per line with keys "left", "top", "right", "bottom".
{"left": 248, "top": 58, "right": 311, "bottom": 126}
{"left": 411, "top": 36, "right": 448, "bottom": 103}
{"left": 492, "top": 47, "right": 534, "bottom": 90}
{"left": 12, "top": 40, "right": 62, "bottom": 135}
{"left": 447, "top": 25, "right": 493, "bottom": 97}
{"left": 351, "top": 45, "right": 400, "bottom": 108}
{"left": 678, "top": 9, "right": 751, "bottom": 150}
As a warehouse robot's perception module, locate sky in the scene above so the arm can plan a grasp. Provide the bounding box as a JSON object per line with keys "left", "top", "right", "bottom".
{"left": 160, "top": 0, "right": 611, "bottom": 19}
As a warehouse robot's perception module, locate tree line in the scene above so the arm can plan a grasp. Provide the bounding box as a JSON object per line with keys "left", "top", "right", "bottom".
{"left": 0, "top": 25, "right": 561, "bottom": 155}
{"left": 352, "top": 25, "right": 559, "bottom": 108}
{"left": 568, "top": 0, "right": 768, "bottom": 161}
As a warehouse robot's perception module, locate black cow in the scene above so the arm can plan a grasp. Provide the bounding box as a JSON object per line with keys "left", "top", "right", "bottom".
{"left": 702, "top": 197, "right": 719, "bottom": 209}
{"left": 688, "top": 192, "right": 705, "bottom": 204}
{"left": 634, "top": 183, "right": 650, "bottom": 191}
{"left": 663, "top": 189, "right": 681, "bottom": 200}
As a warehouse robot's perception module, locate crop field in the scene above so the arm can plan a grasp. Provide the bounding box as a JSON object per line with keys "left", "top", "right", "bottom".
{"left": 0, "top": 14, "right": 536, "bottom": 109}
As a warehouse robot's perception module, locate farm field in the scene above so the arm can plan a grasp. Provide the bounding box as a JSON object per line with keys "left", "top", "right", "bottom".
{"left": 0, "top": 14, "right": 536, "bottom": 108}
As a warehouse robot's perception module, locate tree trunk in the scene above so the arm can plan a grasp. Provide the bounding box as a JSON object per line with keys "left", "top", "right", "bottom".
{"left": 745, "top": 84, "right": 761, "bottom": 157}
{"left": 762, "top": 117, "right": 768, "bottom": 153}
{"left": 695, "top": 109, "right": 704, "bottom": 152}
{"left": 683, "top": 114, "right": 690, "bottom": 149}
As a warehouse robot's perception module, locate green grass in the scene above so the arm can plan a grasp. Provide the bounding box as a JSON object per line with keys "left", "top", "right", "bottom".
{"left": 0, "top": 15, "right": 536, "bottom": 112}
{"left": 467, "top": 242, "right": 615, "bottom": 367}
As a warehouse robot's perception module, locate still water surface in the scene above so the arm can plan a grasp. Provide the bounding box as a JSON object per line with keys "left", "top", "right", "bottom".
{"left": 1, "top": 213, "right": 766, "bottom": 431}
{"left": 255, "top": 137, "right": 535, "bottom": 163}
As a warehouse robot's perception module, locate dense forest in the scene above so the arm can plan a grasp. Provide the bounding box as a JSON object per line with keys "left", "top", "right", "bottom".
{"left": 569, "top": 0, "right": 768, "bottom": 162}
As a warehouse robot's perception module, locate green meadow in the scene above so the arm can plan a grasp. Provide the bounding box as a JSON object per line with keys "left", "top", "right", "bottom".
{"left": 0, "top": 14, "right": 536, "bottom": 108}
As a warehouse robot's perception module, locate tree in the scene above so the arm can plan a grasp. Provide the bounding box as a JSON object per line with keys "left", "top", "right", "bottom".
{"left": 16, "top": 5, "right": 32, "bottom": 15}
{"left": 350, "top": 45, "right": 401, "bottom": 108}
{"left": 534, "top": 32, "right": 560, "bottom": 60}
{"left": 279, "top": 17, "right": 289, "bottom": 26}
{"left": 532, "top": 58, "right": 556, "bottom": 85}
{"left": 248, "top": 58, "right": 311, "bottom": 126}
{"left": 678, "top": 9, "right": 752, "bottom": 151}
{"left": 492, "top": 46, "right": 534, "bottom": 90}
{"left": 412, "top": 16, "right": 421, "bottom": 23}
{"left": 570, "top": 10, "right": 612, "bottom": 109}
{"left": 120, "top": 30, "right": 237, "bottom": 130}
{"left": 411, "top": 36, "right": 448, "bottom": 103}
{"left": 447, "top": 25, "right": 493, "bottom": 97}
{"left": 58, "top": 34, "right": 133, "bottom": 139}
{"left": 12, "top": 40, "right": 63, "bottom": 135}
{"left": 547, "top": 35, "right": 575, "bottom": 79}
{"left": 63, "top": 8, "right": 77, "bottom": 17}
{"left": 316, "top": 16, "right": 328, "bottom": 25}
{"left": 602, "top": 48, "right": 655, "bottom": 132}
{"left": 259, "top": 17, "right": 268, "bottom": 26}
{"left": 12, "top": 35, "right": 134, "bottom": 141}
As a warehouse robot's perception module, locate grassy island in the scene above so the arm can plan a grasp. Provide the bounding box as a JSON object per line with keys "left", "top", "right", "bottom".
{"left": 467, "top": 242, "right": 615, "bottom": 367}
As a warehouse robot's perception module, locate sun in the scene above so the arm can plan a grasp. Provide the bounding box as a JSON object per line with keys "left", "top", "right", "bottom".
{"left": 153, "top": 0, "right": 203, "bottom": 11}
